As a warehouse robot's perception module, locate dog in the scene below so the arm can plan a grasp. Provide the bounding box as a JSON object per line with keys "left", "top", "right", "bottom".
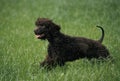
{"left": 34, "top": 18, "right": 110, "bottom": 68}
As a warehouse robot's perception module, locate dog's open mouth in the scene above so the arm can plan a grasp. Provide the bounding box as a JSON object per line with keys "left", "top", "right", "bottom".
{"left": 35, "top": 34, "right": 45, "bottom": 39}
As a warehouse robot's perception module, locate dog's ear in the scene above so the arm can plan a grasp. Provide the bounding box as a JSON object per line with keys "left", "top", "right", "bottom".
{"left": 48, "top": 22, "right": 61, "bottom": 33}
{"left": 53, "top": 24, "right": 61, "bottom": 31}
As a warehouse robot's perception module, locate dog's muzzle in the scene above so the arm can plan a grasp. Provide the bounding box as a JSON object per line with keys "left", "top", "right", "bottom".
{"left": 35, "top": 34, "right": 45, "bottom": 39}
{"left": 34, "top": 29, "right": 45, "bottom": 39}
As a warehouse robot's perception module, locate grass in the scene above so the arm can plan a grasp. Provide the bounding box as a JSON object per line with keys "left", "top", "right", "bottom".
{"left": 0, "top": 0, "right": 120, "bottom": 81}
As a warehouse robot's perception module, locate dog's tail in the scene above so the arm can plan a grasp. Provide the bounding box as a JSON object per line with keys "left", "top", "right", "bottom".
{"left": 96, "top": 26, "right": 104, "bottom": 43}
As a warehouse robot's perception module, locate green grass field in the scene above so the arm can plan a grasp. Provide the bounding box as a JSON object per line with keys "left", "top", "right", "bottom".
{"left": 0, "top": 0, "right": 120, "bottom": 81}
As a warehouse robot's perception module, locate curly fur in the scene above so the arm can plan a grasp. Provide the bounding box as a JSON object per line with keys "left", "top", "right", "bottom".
{"left": 34, "top": 18, "right": 110, "bottom": 68}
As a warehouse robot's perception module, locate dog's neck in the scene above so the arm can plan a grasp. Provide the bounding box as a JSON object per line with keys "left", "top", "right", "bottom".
{"left": 47, "top": 32, "right": 65, "bottom": 44}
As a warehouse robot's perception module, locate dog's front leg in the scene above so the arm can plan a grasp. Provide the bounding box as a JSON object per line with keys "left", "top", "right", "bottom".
{"left": 40, "top": 55, "right": 56, "bottom": 68}
{"left": 40, "top": 55, "right": 65, "bottom": 69}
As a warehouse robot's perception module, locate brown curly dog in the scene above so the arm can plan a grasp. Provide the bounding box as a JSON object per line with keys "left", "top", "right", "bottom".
{"left": 34, "top": 18, "right": 110, "bottom": 68}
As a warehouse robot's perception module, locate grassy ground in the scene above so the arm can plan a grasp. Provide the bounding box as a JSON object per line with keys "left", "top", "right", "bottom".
{"left": 0, "top": 0, "right": 120, "bottom": 81}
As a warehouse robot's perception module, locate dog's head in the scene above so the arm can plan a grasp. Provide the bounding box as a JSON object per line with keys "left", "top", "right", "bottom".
{"left": 34, "top": 18, "right": 61, "bottom": 40}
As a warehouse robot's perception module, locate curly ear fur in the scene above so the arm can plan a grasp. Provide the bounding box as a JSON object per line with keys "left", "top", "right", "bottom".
{"left": 50, "top": 22, "right": 61, "bottom": 31}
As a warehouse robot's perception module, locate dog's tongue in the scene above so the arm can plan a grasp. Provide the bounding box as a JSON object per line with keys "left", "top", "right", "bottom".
{"left": 36, "top": 35, "right": 41, "bottom": 38}
{"left": 35, "top": 34, "right": 45, "bottom": 38}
